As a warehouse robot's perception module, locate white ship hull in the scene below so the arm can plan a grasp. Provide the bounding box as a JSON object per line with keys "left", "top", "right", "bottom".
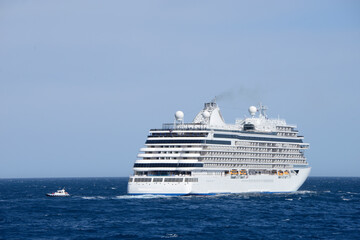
{"left": 128, "top": 167, "right": 311, "bottom": 195}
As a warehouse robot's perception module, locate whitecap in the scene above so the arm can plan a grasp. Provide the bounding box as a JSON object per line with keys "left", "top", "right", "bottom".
{"left": 81, "top": 196, "right": 106, "bottom": 200}
{"left": 293, "top": 190, "right": 316, "bottom": 195}
{"left": 341, "top": 196, "right": 351, "bottom": 201}
{"left": 81, "top": 197, "right": 96, "bottom": 200}
{"left": 285, "top": 198, "right": 293, "bottom": 201}
{"left": 161, "top": 233, "right": 178, "bottom": 238}
{"left": 211, "top": 193, "right": 232, "bottom": 197}
{"left": 114, "top": 195, "right": 173, "bottom": 199}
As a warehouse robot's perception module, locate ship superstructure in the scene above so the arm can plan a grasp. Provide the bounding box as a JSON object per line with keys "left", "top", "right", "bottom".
{"left": 128, "top": 101, "right": 310, "bottom": 195}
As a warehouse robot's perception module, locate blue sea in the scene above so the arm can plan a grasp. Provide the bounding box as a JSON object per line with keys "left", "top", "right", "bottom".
{"left": 0, "top": 177, "right": 359, "bottom": 240}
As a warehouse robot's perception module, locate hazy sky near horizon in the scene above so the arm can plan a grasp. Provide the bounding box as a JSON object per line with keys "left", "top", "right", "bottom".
{"left": 1, "top": 0, "right": 359, "bottom": 178}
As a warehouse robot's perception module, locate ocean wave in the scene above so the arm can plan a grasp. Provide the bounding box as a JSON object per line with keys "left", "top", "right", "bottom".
{"left": 346, "top": 192, "right": 359, "bottom": 195}
{"left": 81, "top": 196, "right": 106, "bottom": 200}
{"left": 161, "top": 233, "right": 178, "bottom": 238}
{"left": 114, "top": 195, "right": 173, "bottom": 199}
{"left": 292, "top": 190, "right": 317, "bottom": 195}
{"left": 2, "top": 177, "right": 360, "bottom": 240}
{"left": 341, "top": 196, "right": 351, "bottom": 201}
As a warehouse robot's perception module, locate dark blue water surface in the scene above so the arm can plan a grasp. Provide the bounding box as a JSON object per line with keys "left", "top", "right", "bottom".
{"left": 1, "top": 177, "right": 359, "bottom": 239}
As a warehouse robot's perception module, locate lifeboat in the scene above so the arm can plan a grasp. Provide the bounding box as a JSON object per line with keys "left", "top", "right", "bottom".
{"left": 230, "top": 169, "right": 238, "bottom": 178}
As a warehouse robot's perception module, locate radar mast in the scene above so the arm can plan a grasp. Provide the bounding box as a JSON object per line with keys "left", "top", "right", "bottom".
{"left": 258, "top": 102, "right": 268, "bottom": 119}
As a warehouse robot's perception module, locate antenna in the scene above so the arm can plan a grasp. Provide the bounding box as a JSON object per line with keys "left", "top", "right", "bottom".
{"left": 258, "top": 102, "right": 268, "bottom": 119}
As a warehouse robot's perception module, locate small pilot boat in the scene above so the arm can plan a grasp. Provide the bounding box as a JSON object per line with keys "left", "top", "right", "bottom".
{"left": 46, "top": 188, "right": 70, "bottom": 197}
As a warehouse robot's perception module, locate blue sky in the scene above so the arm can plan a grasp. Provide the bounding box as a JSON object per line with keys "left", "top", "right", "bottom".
{"left": 1, "top": 0, "right": 359, "bottom": 178}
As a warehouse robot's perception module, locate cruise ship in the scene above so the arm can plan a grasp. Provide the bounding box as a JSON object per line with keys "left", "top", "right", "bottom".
{"left": 128, "top": 101, "right": 310, "bottom": 195}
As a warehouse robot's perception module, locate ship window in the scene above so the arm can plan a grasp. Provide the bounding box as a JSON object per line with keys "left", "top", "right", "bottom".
{"left": 153, "top": 178, "right": 163, "bottom": 182}
{"left": 134, "top": 178, "right": 152, "bottom": 182}
{"left": 134, "top": 163, "right": 203, "bottom": 168}
{"left": 164, "top": 178, "right": 183, "bottom": 182}
{"left": 244, "top": 124, "right": 255, "bottom": 131}
{"left": 213, "top": 134, "right": 303, "bottom": 143}
{"left": 145, "top": 139, "right": 231, "bottom": 145}
{"left": 185, "top": 178, "right": 198, "bottom": 182}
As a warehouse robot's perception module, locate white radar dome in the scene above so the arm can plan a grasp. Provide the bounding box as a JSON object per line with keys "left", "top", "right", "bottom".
{"left": 175, "top": 111, "right": 184, "bottom": 120}
{"left": 202, "top": 110, "right": 210, "bottom": 118}
{"left": 248, "top": 106, "right": 257, "bottom": 116}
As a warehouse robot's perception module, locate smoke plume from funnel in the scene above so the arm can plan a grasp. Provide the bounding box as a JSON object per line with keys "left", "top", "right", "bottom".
{"left": 214, "top": 86, "right": 263, "bottom": 103}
